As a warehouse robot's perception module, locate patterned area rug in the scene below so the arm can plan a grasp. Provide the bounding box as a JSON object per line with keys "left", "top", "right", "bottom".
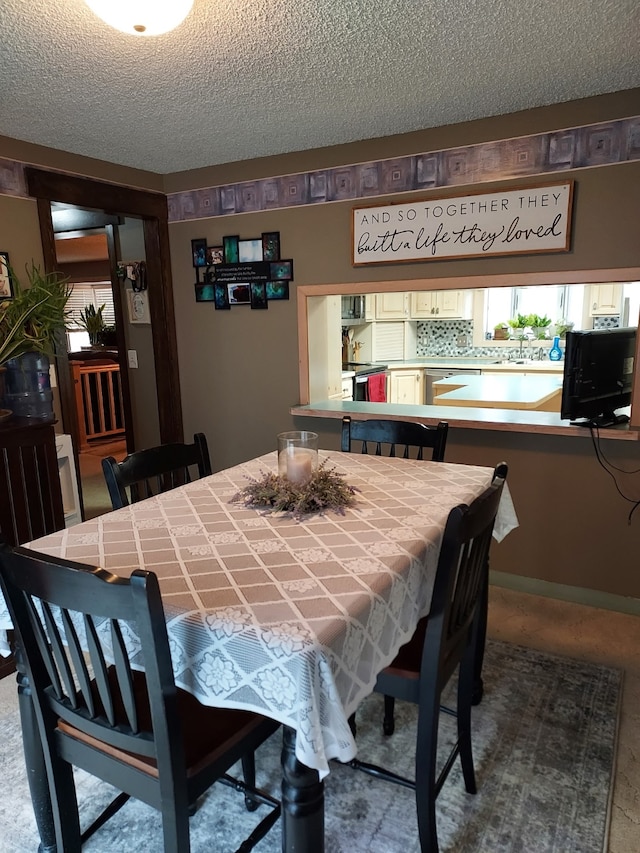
{"left": 0, "top": 640, "right": 621, "bottom": 853}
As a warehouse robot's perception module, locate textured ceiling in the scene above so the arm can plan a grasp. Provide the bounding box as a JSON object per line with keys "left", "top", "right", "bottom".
{"left": 1, "top": 0, "right": 639, "bottom": 175}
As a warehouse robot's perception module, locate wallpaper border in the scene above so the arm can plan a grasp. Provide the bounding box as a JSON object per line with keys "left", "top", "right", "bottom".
{"left": 0, "top": 116, "right": 638, "bottom": 224}
{"left": 166, "top": 116, "right": 640, "bottom": 223}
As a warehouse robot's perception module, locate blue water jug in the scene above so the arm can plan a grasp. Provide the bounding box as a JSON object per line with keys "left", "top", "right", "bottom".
{"left": 4, "top": 352, "right": 54, "bottom": 419}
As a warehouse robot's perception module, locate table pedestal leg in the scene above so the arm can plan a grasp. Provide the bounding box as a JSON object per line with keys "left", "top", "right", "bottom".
{"left": 15, "top": 644, "right": 58, "bottom": 852}
{"left": 281, "top": 726, "right": 324, "bottom": 852}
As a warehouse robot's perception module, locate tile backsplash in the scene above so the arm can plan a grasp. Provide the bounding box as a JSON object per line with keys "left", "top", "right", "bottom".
{"left": 417, "top": 320, "right": 474, "bottom": 356}
{"left": 416, "top": 316, "right": 622, "bottom": 359}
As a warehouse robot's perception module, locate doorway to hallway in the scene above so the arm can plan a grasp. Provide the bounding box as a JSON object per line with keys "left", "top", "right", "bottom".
{"left": 77, "top": 437, "right": 127, "bottom": 520}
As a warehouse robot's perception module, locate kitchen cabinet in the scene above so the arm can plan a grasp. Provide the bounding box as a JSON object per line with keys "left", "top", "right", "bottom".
{"left": 375, "top": 292, "right": 409, "bottom": 320}
{"left": 387, "top": 368, "right": 425, "bottom": 405}
{"left": 0, "top": 418, "right": 65, "bottom": 546}
{"left": 307, "top": 295, "right": 343, "bottom": 400}
{"left": 341, "top": 376, "right": 354, "bottom": 401}
{"left": 371, "top": 321, "right": 417, "bottom": 361}
{"left": 589, "top": 283, "right": 622, "bottom": 316}
{"left": 410, "top": 290, "right": 472, "bottom": 319}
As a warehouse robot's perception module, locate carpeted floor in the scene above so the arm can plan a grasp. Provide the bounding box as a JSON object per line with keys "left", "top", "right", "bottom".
{"left": 0, "top": 640, "right": 621, "bottom": 852}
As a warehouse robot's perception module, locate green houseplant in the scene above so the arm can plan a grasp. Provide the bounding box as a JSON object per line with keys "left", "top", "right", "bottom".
{"left": 554, "top": 319, "right": 574, "bottom": 339}
{"left": 526, "top": 313, "right": 552, "bottom": 339}
{"left": 0, "top": 262, "right": 73, "bottom": 418}
{"left": 507, "top": 314, "right": 530, "bottom": 338}
{"left": 78, "top": 303, "right": 106, "bottom": 346}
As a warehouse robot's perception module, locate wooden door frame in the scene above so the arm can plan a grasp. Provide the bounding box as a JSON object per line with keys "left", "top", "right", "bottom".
{"left": 26, "top": 168, "right": 184, "bottom": 453}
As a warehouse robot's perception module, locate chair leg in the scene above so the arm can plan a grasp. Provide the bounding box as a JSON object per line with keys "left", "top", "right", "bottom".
{"left": 348, "top": 712, "right": 357, "bottom": 738}
{"left": 46, "top": 753, "right": 83, "bottom": 853}
{"left": 457, "top": 644, "right": 478, "bottom": 795}
{"left": 382, "top": 694, "right": 395, "bottom": 735}
{"left": 472, "top": 569, "right": 489, "bottom": 706}
{"left": 161, "top": 807, "right": 191, "bottom": 853}
{"left": 414, "top": 693, "right": 442, "bottom": 853}
{"left": 242, "top": 752, "right": 260, "bottom": 812}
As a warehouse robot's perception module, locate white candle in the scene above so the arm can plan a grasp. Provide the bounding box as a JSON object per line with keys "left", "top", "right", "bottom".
{"left": 282, "top": 447, "right": 316, "bottom": 484}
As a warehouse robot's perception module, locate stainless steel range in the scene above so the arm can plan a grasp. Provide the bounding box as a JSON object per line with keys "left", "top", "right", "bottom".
{"left": 342, "top": 362, "right": 388, "bottom": 401}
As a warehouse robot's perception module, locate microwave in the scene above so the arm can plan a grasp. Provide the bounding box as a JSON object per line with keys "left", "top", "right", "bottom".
{"left": 341, "top": 295, "right": 367, "bottom": 322}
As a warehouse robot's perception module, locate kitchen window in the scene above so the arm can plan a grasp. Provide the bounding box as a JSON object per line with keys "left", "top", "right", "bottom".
{"left": 484, "top": 285, "right": 577, "bottom": 334}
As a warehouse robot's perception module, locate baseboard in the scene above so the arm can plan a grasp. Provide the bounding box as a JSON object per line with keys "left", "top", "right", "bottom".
{"left": 489, "top": 571, "right": 640, "bottom": 617}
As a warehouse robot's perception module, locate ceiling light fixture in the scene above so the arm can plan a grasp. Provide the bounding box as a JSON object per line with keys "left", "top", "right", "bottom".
{"left": 84, "top": 1, "right": 194, "bottom": 37}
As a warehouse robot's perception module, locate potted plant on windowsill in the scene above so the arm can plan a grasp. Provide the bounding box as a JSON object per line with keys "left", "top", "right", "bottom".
{"left": 493, "top": 322, "right": 509, "bottom": 340}
{"left": 0, "top": 262, "right": 72, "bottom": 421}
{"left": 507, "top": 314, "right": 530, "bottom": 339}
{"left": 554, "top": 319, "right": 574, "bottom": 339}
{"left": 78, "top": 302, "right": 106, "bottom": 347}
{"left": 527, "top": 314, "right": 552, "bottom": 339}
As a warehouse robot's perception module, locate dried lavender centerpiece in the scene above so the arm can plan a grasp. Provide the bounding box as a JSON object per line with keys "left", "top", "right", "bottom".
{"left": 231, "top": 459, "right": 358, "bottom": 518}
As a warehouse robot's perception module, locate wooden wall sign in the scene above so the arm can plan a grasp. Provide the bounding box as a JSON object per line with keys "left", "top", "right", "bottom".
{"left": 352, "top": 181, "right": 573, "bottom": 266}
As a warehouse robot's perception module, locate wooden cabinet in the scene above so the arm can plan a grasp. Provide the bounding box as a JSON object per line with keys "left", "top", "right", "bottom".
{"left": 410, "top": 290, "right": 472, "bottom": 319}
{"left": 307, "top": 295, "right": 343, "bottom": 400}
{"left": 387, "top": 368, "right": 425, "bottom": 405}
{"left": 0, "top": 418, "right": 65, "bottom": 546}
{"left": 589, "top": 284, "right": 622, "bottom": 316}
{"left": 375, "top": 292, "right": 409, "bottom": 320}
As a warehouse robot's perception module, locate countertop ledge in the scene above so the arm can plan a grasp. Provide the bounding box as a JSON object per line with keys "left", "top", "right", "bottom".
{"left": 291, "top": 401, "right": 640, "bottom": 441}
{"left": 384, "top": 360, "right": 564, "bottom": 373}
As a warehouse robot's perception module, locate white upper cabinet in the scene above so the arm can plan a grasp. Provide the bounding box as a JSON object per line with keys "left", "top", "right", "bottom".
{"left": 410, "top": 290, "right": 472, "bottom": 320}
{"left": 589, "top": 283, "right": 622, "bottom": 316}
{"left": 375, "top": 292, "right": 409, "bottom": 320}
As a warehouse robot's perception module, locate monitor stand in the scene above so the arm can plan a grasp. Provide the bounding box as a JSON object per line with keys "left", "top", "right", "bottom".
{"left": 570, "top": 413, "right": 630, "bottom": 428}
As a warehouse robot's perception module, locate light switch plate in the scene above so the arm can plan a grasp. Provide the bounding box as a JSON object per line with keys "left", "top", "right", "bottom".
{"left": 127, "top": 349, "right": 138, "bottom": 369}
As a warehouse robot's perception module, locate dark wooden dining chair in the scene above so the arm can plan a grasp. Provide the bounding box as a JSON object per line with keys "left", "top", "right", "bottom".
{"left": 102, "top": 432, "right": 212, "bottom": 509}
{"left": 0, "top": 542, "right": 281, "bottom": 853}
{"left": 348, "top": 462, "right": 508, "bottom": 853}
{"left": 341, "top": 416, "right": 449, "bottom": 462}
{"left": 342, "top": 414, "right": 449, "bottom": 735}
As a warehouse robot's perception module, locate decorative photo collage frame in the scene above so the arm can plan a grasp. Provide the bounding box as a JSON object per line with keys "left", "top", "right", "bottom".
{"left": 0, "top": 251, "right": 14, "bottom": 300}
{"left": 191, "top": 232, "right": 292, "bottom": 309}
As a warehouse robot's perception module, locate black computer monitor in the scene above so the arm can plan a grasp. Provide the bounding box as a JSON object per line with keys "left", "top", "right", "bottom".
{"left": 560, "top": 326, "right": 636, "bottom": 427}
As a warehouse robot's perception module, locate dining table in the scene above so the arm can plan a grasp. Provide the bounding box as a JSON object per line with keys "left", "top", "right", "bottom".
{"left": 0, "top": 448, "right": 518, "bottom": 852}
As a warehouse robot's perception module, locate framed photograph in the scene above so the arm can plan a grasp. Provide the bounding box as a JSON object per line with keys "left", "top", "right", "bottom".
{"left": 238, "top": 238, "right": 263, "bottom": 263}
{"left": 206, "top": 245, "right": 224, "bottom": 265}
{"left": 261, "top": 232, "right": 280, "bottom": 262}
{"left": 194, "top": 282, "right": 215, "bottom": 302}
{"left": 214, "top": 281, "right": 230, "bottom": 310}
{"left": 266, "top": 281, "right": 289, "bottom": 301}
{"left": 191, "top": 238, "right": 208, "bottom": 268}
{"left": 250, "top": 282, "right": 268, "bottom": 309}
{"left": 227, "top": 283, "right": 251, "bottom": 305}
{"left": 126, "top": 288, "right": 151, "bottom": 324}
{"left": 0, "top": 252, "right": 13, "bottom": 300}
{"left": 269, "top": 259, "right": 293, "bottom": 281}
{"left": 223, "top": 235, "right": 240, "bottom": 264}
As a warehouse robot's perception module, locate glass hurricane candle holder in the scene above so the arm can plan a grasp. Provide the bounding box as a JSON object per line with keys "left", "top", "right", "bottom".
{"left": 277, "top": 431, "right": 319, "bottom": 484}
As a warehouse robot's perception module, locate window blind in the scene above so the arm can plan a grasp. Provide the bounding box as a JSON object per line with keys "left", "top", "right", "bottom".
{"left": 67, "top": 282, "right": 115, "bottom": 327}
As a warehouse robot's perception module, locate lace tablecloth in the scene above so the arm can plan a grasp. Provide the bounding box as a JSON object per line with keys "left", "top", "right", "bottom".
{"left": 0, "top": 451, "right": 518, "bottom": 777}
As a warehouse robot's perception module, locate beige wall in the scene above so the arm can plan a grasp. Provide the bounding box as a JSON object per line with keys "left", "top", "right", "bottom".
{"left": 0, "top": 194, "right": 45, "bottom": 277}
{"left": 168, "top": 92, "right": 640, "bottom": 601}
{"left": 1, "top": 91, "right": 639, "bottom": 601}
